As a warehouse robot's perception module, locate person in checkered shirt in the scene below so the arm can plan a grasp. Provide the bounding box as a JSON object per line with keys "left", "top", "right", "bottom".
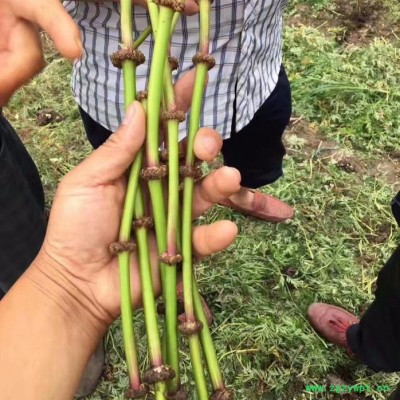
{"left": 65, "top": 0, "right": 295, "bottom": 224}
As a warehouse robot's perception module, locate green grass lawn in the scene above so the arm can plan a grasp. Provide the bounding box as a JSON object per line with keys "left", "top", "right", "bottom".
{"left": 4, "top": 0, "right": 400, "bottom": 398}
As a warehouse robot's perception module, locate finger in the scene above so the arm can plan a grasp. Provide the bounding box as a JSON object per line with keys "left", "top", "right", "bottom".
{"left": 182, "top": 0, "right": 199, "bottom": 15}
{"left": 193, "top": 127, "right": 222, "bottom": 161}
{"left": 173, "top": 69, "right": 196, "bottom": 113}
{"left": 0, "top": 22, "right": 44, "bottom": 107}
{"left": 12, "top": 0, "right": 82, "bottom": 60}
{"left": 68, "top": 102, "right": 146, "bottom": 185}
{"left": 174, "top": 69, "right": 209, "bottom": 113}
{"left": 178, "top": 127, "right": 221, "bottom": 168}
{"left": 192, "top": 166, "right": 241, "bottom": 218}
{"left": 192, "top": 221, "right": 238, "bottom": 258}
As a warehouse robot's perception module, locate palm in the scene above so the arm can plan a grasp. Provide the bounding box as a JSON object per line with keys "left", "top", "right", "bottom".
{"left": 44, "top": 176, "right": 133, "bottom": 317}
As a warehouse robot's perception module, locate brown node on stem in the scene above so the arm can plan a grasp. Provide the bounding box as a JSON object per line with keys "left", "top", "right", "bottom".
{"left": 124, "top": 384, "right": 149, "bottom": 399}
{"left": 110, "top": 48, "right": 145, "bottom": 69}
{"left": 167, "top": 387, "right": 188, "bottom": 400}
{"left": 109, "top": 241, "right": 137, "bottom": 256}
{"left": 168, "top": 56, "right": 179, "bottom": 71}
{"left": 142, "top": 365, "right": 176, "bottom": 384}
{"left": 162, "top": 110, "right": 186, "bottom": 123}
{"left": 132, "top": 216, "right": 154, "bottom": 230}
{"left": 179, "top": 165, "right": 202, "bottom": 179}
{"left": 211, "top": 389, "right": 234, "bottom": 400}
{"left": 160, "top": 252, "right": 183, "bottom": 265}
{"left": 177, "top": 317, "right": 203, "bottom": 336}
{"left": 137, "top": 90, "right": 148, "bottom": 102}
{"left": 159, "top": 149, "right": 184, "bottom": 163}
{"left": 140, "top": 165, "right": 168, "bottom": 180}
{"left": 154, "top": 0, "right": 185, "bottom": 12}
{"left": 192, "top": 52, "right": 216, "bottom": 70}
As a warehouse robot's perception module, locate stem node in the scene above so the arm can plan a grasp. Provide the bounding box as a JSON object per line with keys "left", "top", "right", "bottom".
{"left": 154, "top": 0, "right": 185, "bottom": 12}
{"left": 167, "top": 387, "right": 188, "bottom": 400}
{"left": 141, "top": 165, "right": 168, "bottom": 180}
{"left": 124, "top": 384, "right": 149, "bottom": 399}
{"left": 192, "top": 52, "right": 216, "bottom": 70}
{"left": 109, "top": 241, "right": 137, "bottom": 256}
{"left": 142, "top": 365, "right": 176, "bottom": 384}
{"left": 132, "top": 216, "right": 155, "bottom": 230}
{"left": 111, "top": 48, "right": 146, "bottom": 69}
{"left": 179, "top": 165, "right": 202, "bottom": 179}
{"left": 160, "top": 252, "right": 183, "bottom": 265}
{"left": 178, "top": 318, "right": 203, "bottom": 335}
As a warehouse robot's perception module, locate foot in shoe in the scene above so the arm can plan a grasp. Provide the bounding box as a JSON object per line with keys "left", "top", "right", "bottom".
{"left": 307, "top": 303, "right": 359, "bottom": 352}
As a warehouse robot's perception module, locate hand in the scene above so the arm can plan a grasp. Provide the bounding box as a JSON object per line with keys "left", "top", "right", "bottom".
{"left": 0, "top": 0, "right": 81, "bottom": 106}
{"left": 29, "top": 74, "right": 240, "bottom": 334}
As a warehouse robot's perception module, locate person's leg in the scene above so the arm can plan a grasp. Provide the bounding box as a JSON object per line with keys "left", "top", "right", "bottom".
{"left": 308, "top": 242, "right": 400, "bottom": 372}
{"left": 0, "top": 112, "right": 46, "bottom": 298}
{"left": 221, "top": 65, "right": 293, "bottom": 222}
{"left": 79, "top": 107, "right": 113, "bottom": 149}
{"left": 346, "top": 243, "right": 400, "bottom": 372}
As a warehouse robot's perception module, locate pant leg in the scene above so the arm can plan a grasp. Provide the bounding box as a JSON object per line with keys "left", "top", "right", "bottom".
{"left": 0, "top": 113, "right": 46, "bottom": 298}
{"left": 79, "top": 107, "right": 113, "bottom": 149}
{"left": 346, "top": 243, "right": 400, "bottom": 372}
{"left": 221, "top": 65, "right": 292, "bottom": 189}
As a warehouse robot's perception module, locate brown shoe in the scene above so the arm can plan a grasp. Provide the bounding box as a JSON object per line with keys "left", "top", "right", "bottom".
{"left": 75, "top": 340, "right": 105, "bottom": 398}
{"left": 219, "top": 191, "right": 294, "bottom": 223}
{"left": 307, "top": 303, "right": 359, "bottom": 352}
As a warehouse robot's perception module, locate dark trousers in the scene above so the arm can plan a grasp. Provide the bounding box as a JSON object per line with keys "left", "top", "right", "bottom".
{"left": 0, "top": 112, "right": 46, "bottom": 299}
{"left": 80, "top": 66, "right": 292, "bottom": 189}
{"left": 347, "top": 236, "right": 400, "bottom": 373}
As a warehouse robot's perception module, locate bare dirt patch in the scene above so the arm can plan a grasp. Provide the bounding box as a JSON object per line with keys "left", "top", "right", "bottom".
{"left": 287, "top": 0, "right": 400, "bottom": 46}
{"left": 284, "top": 117, "right": 400, "bottom": 185}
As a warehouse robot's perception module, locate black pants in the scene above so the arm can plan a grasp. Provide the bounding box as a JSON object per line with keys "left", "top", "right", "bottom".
{"left": 347, "top": 230, "right": 400, "bottom": 373}
{"left": 0, "top": 112, "right": 46, "bottom": 299}
{"left": 80, "top": 66, "right": 292, "bottom": 189}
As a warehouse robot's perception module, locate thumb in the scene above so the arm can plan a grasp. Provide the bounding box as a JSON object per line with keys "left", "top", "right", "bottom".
{"left": 12, "top": 0, "right": 82, "bottom": 59}
{"left": 69, "top": 102, "right": 146, "bottom": 185}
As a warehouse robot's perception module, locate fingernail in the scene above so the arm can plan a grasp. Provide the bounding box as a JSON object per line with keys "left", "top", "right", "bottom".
{"left": 123, "top": 103, "right": 137, "bottom": 126}
{"left": 201, "top": 135, "right": 218, "bottom": 156}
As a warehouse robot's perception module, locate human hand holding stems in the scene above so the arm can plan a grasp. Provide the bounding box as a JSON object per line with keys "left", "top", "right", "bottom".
{"left": 0, "top": 0, "right": 237, "bottom": 397}
{"left": 0, "top": 96, "right": 240, "bottom": 399}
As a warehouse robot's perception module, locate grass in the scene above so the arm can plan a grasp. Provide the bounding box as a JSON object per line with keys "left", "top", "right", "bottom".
{"left": 4, "top": 1, "right": 400, "bottom": 399}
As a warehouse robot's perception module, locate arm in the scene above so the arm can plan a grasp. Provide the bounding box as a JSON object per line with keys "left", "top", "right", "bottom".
{"left": 0, "top": 259, "right": 103, "bottom": 400}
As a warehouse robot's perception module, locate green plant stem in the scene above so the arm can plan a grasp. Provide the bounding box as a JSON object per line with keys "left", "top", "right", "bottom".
{"left": 117, "top": 0, "right": 143, "bottom": 391}
{"left": 144, "top": 3, "right": 179, "bottom": 392}
{"left": 193, "top": 280, "right": 224, "bottom": 390}
{"left": 181, "top": 0, "right": 213, "bottom": 398}
{"left": 133, "top": 25, "right": 152, "bottom": 49}
{"left": 146, "top": 6, "right": 174, "bottom": 165}
{"left": 134, "top": 189, "right": 167, "bottom": 399}
{"left": 182, "top": 62, "right": 208, "bottom": 314}
{"left": 163, "top": 62, "right": 181, "bottom": 394}
{"left": 147, "top": 0, "right": 160, "bottom": 35}
{"left": 171, "top": 12, "right": 180, "bottom": 33}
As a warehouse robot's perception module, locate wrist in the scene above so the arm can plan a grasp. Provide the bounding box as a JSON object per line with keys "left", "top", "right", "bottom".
{"left": 25, "top": 250, "right": 109, "bottom": 345}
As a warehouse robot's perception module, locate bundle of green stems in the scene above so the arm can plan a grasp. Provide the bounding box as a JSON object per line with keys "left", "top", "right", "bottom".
{"left": 108, "top": 0, "right": 233, "bottom": 398}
